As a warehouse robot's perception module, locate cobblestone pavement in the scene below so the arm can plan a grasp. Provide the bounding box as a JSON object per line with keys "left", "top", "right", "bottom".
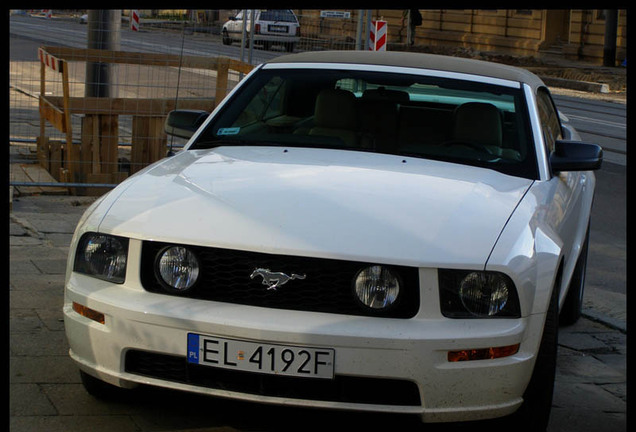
{"left": 9, "top": 193, "right": 625, "bottom": 432}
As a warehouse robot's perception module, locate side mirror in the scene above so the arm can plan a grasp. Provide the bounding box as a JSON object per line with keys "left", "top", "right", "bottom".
{"left": 550, "top": 140, "right": 603, "bottom": 172}
{"left": 164, "top": 110, "right": 208, "bottom": 139}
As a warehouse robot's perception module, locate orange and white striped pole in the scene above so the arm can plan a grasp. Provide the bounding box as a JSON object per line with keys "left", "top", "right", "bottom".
{"left": 130, "top": 10, "right": 140, "bottom": 31}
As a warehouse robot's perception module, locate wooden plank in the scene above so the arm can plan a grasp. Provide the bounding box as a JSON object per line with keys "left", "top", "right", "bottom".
{"left": 36, "top": 136, "right": 50, "bottom": 171}
{"left": 112, "top": 172, "right": 129, "bottom": 183}
{"left": 45, "top": 96, "right": 216, "bottom": 116}
{"left": 42, "top": 46, "right": 220, "bottom": 70}
{"left": 10, "top": 164, "right": 43, "bottom": 195}
{"left": 215, "top": 61, "right": 230, "bottom": 105}
{"left": 131, "top": 116, "right": 149, "bottom": 174}
{"left": 100, "top": 115, "right": 119, "bottom": 174}
{"left": 229, "top": 58, "right": 255, "bottom": 74}
{"left": 91, "top": 115, "right": 101, "bottom": 174}
{"left": 21, "top": 164, "right": 66, "bottom": 194}
{"left": 11, "top": 164, "right": 67, "bottom": 195}
{"left": 85, "top": 173, "right": 117, "bottom": 196}
{"left": 39, "top": 60, "right": 46, "bottom": 143}
{"left": 148, "top": 117, "right": 167, "bottom": 162}
{"left": 41, "top": 46, "right": 255, "bottom": 74}
{"left": 49, "top": 141, "right": 63, "bottom": 181}
{"left": 80, "top": 115, "right": 95, "bottom": 178}
{"left": 130, "top": 116, "right": 167, "bottom": 174}
{"left": 39, "top": 97, "right": 66, "bottom": 133}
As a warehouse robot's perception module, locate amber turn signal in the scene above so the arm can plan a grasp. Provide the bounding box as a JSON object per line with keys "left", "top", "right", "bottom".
{"left": 73, "top": 302, "right": 105, "bottom": 324}
{"left": 448, "top": 343, "right": 520, "bottom": 362}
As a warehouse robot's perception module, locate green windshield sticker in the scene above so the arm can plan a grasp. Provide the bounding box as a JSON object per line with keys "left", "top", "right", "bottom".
{"left": 218, "top": 127, "right": 241, "bottom": 136}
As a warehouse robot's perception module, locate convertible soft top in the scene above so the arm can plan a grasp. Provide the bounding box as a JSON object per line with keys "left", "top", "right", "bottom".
{"left": 267, "top": 50, "right": 545, "bottom": 91}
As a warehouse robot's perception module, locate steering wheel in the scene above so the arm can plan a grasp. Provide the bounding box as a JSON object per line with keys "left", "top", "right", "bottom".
{"left": 441, "top": 140, "right": 495, "bottom": 155}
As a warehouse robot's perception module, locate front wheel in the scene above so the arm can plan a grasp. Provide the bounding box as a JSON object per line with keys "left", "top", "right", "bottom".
{"left": 221, "top": 29, "right": 231, "bottom": 45}
{"left": 510, "top": 281, "right": 559, "bottom": 431}
{"left": 560, "top": 225, "right": 590, "bottom": 325}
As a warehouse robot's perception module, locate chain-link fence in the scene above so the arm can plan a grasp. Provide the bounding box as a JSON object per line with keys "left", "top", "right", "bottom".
{"left": 9, "top": 9, "right": 405, "bottom": 195}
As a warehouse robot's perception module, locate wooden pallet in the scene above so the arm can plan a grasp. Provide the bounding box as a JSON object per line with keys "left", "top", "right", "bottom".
{"left": 10, "top": 163, "right": 68, "bottom": 197}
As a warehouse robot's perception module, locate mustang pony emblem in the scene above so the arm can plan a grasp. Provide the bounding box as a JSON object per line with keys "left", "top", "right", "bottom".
{"left": 250, "top": 268, "right": 306, "bottom": 290}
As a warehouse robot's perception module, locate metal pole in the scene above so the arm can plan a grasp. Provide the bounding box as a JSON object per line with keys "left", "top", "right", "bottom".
{"left": 248, "top": 9, "right": 255, "bottom": 64}
{"left": 355, "top": 10, "right": 364, "bottom": 50}
{"left": 407, "top": 10, "right": 412, "bottom": 46}
{"left": 85, "top": 10, "right": 121, "bottom": 98}
{"left": 240, "top": 9, "right": 247, "bottom": 64}
{"left": 364, "top": 10, "right": 371, "bottom": 50}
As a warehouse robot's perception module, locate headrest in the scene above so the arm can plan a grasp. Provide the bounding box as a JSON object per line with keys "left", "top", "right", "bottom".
{"left": 314, "top": 89, "right": 357, "bottom": 129}
{"left": 452, "top": 102, "right": 502, "bottom": 147}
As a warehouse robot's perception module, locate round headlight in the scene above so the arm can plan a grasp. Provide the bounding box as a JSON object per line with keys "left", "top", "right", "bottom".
{"left": 156, "top": 246, "right": 200, "bottom": 292}
{"left": 459, "top": 272, "right": 511, "bottom": 316}
{"left": 353, "top": 265, "right": 400, "bottom": 310}
{"left": 80, "top": 234, "right": 128, "bottom": 283}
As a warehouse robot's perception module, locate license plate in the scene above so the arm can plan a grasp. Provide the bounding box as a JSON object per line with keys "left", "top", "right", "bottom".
{"left": 268, "top": 24, "right": 289, "bottom": 33}
{"left": 187, "top": 334, "right": 335, "bottom": 379}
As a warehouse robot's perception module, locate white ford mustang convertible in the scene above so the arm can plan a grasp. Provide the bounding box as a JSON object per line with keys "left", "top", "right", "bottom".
{"left": 64, "top": 51, "right": 602, "bottom": 429}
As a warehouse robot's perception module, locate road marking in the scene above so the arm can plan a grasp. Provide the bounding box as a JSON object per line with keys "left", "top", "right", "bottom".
{"left": 562, "top": 113, "right": 626, "bottom": 130}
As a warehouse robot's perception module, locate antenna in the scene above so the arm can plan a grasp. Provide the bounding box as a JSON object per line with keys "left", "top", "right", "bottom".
{"left": 169, "top": 21, "right": 188, "bottom": 156}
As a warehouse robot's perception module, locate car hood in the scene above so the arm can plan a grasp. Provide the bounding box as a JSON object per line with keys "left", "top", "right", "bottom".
{"left": 96, "top": 147, "right": 532, "bottom": 267}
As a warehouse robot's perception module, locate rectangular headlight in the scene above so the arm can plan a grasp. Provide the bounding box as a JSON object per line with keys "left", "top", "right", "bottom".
{"left": 73, "top": 232, "right": 129, "bottom": 284}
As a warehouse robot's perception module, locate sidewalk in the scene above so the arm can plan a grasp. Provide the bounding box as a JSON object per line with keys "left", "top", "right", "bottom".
{"left": 9, "top": 191, "right": 626, "bottom": 431}
{"left": 393, "top": 44, "right": 626, "bottom": 103}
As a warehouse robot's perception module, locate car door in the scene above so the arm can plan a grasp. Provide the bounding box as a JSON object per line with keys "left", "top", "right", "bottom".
{"left": 228, "top": 10, "right": 244, "bottom": 37}
{"left": 536, "top": 88, "right": 591, "bottom": 300}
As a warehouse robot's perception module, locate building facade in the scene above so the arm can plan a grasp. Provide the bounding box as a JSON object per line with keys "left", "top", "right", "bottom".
{"left": 296, "top": 9, "right": 627, "bottom": 65}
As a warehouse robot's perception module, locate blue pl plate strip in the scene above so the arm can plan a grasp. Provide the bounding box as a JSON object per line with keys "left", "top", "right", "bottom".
{"left": 187, "top": 333, "right": 200, "bottom": 363}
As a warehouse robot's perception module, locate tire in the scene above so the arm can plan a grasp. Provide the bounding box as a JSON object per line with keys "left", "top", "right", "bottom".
{"left": 222, "top": 29, "right": 231, "bottom": 45}
{"left": 285, "top": 42, "right": 295, "bottom": 52}
{"left": 80, "top": 370, "right": 128, "bottom": 400}
{"left": 560, "top": 225, "right": 590, "bottom": 326}
{"left": 510, "top": 279, "right": 559, "bottom": 431}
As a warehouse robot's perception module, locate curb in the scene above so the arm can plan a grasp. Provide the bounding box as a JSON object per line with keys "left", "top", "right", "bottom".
{"left": 539, "top": 75, "right": 610, "bottom": 93}
{"left": 582, "top": 309, "right": 627, "bottom": 334}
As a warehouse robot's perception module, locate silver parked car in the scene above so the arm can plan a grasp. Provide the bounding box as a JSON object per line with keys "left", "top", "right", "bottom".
{"left": 222, "top": 9, "right": 300, "bottom": 52}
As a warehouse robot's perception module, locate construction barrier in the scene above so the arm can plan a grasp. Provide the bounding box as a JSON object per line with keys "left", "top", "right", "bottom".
{"left": 36, "top": 45, "right": 254, "bottom": 194}
{"left": 368, "top": 20, "right": 387, "bottom": 51}
{"left": 130, "top": 10, "right": 139, "bottom": 31}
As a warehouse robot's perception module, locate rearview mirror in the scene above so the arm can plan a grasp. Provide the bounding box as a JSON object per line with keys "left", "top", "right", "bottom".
{"left": 550, "top": 140, "right": 603, "bottom": 173}
{"left": 164, "top": 110, "right": 208, "bottom": 139}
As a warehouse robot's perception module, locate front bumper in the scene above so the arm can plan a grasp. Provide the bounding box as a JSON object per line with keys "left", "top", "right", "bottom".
{"left": 64, "top": 270, "right": 544, "bottom": 423}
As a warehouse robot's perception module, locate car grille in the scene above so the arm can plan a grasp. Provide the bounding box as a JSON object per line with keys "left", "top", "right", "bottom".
{"left": 125, "top": 349, "right": 422, "bottom": 407}
{"left": 140, "top": 241, "right": 420, "bottom": 318}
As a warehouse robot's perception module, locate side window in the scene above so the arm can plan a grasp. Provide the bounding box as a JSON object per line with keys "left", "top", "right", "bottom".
{"left": 536, "top": 88, "right": 562, "bottom": 154}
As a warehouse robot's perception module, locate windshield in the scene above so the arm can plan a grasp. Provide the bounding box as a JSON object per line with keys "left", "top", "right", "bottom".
{"left": 192, "top": 67, "right": 538, "bottom": 179}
